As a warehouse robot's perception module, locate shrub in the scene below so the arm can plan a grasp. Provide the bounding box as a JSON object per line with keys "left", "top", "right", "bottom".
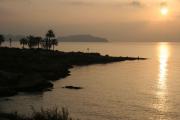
{"left": 1, "top": 107, "right": 78, "bottom": 120}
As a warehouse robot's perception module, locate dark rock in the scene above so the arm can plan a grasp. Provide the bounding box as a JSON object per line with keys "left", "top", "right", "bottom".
{"left": 62, "top": 86, "right": 83, "bottom": 90}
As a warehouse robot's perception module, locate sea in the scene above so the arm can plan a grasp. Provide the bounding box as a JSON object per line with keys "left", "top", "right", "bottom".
{"left": 1, "top": 42, "right": 180, "bottom": 120}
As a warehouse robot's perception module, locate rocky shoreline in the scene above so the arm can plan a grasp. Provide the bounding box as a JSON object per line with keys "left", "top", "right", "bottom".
{"left": 0, "top": 47, "right": 146, "bottom": 97}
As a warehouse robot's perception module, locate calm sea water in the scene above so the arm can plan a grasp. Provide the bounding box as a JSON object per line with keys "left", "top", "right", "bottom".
{"left": 1, "top": 42, "right": 180, "bottom": 120}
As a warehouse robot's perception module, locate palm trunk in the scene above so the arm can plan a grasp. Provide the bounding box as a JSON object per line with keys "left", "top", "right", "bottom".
{"left": 48, "top": 38, "right": 50, "bottom": 50}
{"left": 53, "top": 45, "right": 54, "bottom": 51}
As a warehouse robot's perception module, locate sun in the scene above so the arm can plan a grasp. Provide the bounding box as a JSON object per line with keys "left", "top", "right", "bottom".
{"left": 160, "top": 7, "right": 169, "bottom": 16}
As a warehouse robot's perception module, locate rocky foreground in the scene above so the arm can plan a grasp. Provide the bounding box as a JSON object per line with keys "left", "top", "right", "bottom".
{"left": 0, "top": 47, "right": 146, "bottom": 97}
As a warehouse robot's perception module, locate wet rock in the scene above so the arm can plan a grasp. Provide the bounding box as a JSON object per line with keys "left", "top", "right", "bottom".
{"left": 62, "top": 86, "right": 83, "bottom": 90}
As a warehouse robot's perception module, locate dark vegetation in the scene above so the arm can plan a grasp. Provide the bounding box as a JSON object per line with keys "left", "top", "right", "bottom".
{"left": 19, "top": 30, "right": 58, "bottom": 50}
{"left": 0, "top": 34, "right": 5, "bottom": 46}
{"left": 0, "top": 107, "right": 76, "bottom": 120}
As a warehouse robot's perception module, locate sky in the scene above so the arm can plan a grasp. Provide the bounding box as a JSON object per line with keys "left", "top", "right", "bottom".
{"left": 0, "top": 0, "right": 180, "bottom": 41}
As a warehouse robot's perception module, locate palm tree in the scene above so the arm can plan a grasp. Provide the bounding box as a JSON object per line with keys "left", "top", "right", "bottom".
{"left": 35, "top": 37, "right": 42, "bottom": 49}
{"left": 41, "top": 38, "right": 51, "bottom": 50}
{"left": 0, "top": 34, "right": 5, "bottom": 47}
{"left": 20, "top": 38, "right": 28, "bottom": 49}
{"left": 27, "top": 35, "right": 38, "bottom": 49}
{"left": 51, "top": 39, "right": 58, "bottom": 51}
{"left": 45, "top": 30, "right": 56, "bottom": 50}
{"left": 9, "top": 38, "right": 12, "bottom": 48}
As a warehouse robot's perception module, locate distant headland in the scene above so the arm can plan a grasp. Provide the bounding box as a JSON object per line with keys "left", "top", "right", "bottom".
{"left": 0, "top": 47, "right": 146, "bottom": 97}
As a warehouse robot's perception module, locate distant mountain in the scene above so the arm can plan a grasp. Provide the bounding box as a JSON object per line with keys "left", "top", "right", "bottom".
{"left": 58, "top": 35, "right": 108, "bottom": 42}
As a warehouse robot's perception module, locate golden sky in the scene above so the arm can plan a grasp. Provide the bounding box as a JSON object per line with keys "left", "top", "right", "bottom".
{"left": 0, "top": 0, "right": 180, "bottom": 41}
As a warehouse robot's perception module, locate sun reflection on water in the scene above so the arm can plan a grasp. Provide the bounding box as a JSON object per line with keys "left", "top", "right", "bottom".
{"left": 158, "top": 43, "right": 169, "bottom": 91}
{"left": 154, "top": 43, "right": 170, "bottom": 114}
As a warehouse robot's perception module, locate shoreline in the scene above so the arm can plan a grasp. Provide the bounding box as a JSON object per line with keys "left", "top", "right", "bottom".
{"left": 0, "top": 47, "right": 146, "bottom": 97}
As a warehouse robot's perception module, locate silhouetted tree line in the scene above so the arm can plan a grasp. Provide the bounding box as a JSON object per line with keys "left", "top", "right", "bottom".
{"left": 0, "top": 30, "right": 58, "bottom": 50}
{"left": 0, "top": 34, "right": 5, "bottom": 46}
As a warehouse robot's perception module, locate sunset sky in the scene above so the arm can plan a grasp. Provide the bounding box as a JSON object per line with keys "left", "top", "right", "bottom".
{"left": 1, "top": 0, "right": 180, "bottom": 41}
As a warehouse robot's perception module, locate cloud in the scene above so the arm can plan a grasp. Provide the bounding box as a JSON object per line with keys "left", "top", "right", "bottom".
{"left": 0, "top": 0, "right": 29, "bottom": 1}
{"left": 160, "top": 1, "right": 168, "bottom": 7}
{"left": 129, "top": 0, "right": 145, "bottom": 8}
{"left": 63, "top": 1, "right": 94, "bottom": 6}
{"left": 59, "top": 0, "right": 146, "bottom": 8}
{"left": 0, "top": 7, "right": 7, "bottom": 14}
{"left": 0, "top": 6, "right": 13, "bottom": 16}
{"left": 113, "top": 0, "right": 145, "bottom": 9}
{"left": 0, "top": 0, "right": 30, "bottom": 4}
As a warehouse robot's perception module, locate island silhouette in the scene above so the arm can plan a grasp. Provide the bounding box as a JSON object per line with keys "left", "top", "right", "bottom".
{"left": 58, "top": 34, "right": 108, "bottom": 42}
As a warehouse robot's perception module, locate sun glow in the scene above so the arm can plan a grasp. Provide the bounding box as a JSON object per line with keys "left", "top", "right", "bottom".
{"left": 160, "top": 7, "right": 169, "bottom": 16}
